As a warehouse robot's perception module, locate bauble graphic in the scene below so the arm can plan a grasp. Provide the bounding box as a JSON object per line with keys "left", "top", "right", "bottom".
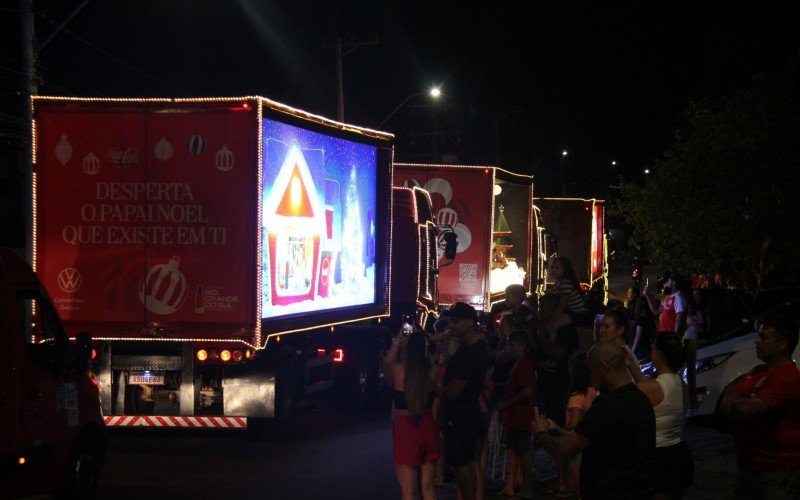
{"left": 82, "top": 152, "right": 100, "bottom": 175}
{"left": 139, "top": 256, "right": 187, "bottom": 315}
{"left": 188, "top": 132, "right": 206, "bottom": 156}
{"left": 154, "top": 137, "right": 174, "bottom": 161}
{"left": 215, "top": 146, "right": 235, "bottom": 171}
{"left": 55, "top": 135, "right": 73, "bottom": 166}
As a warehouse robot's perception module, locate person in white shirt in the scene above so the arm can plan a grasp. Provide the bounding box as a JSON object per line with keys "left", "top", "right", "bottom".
{"left": 630, "top": 333, "right": 695, "bottom": 499}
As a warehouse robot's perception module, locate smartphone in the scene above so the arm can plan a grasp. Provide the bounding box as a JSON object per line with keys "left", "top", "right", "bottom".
{"left": 402, "top": 315, "right": 413, "bottom": 335}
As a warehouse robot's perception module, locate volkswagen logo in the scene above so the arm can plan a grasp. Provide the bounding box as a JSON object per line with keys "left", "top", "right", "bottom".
{"left": 57, "top": 268, "right": 83, "bottom": 293}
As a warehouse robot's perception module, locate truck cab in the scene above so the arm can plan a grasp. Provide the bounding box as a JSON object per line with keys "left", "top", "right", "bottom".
{"left": 0, "top": 248, "right": 105, "bottom": 498}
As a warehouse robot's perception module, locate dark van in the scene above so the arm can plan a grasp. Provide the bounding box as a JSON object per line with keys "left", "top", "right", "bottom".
{"left": 0, "top": 248, "right": 105, "bottom": 498}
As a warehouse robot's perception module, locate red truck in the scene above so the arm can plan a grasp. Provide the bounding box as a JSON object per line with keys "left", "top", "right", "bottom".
{"left": 31, "top": 96, "right": 444, "bottom": 429}
{"left": 0, "top": 247, "right": 105, "bottom": 498}
{"left": 393, "top": 163, "right": 535, "bottom": 312}
{"left": 534, "top": 197, "right": 608, "bottom": 302}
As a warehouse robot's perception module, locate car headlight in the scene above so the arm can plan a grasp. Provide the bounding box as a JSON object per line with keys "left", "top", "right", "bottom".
{"left": 693, "top": 352, "right": 736, "bottom": 374}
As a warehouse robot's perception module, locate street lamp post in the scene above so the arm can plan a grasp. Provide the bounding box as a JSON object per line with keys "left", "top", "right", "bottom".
{"left": 376, "top": 87, "right": 441, "bottom": 129}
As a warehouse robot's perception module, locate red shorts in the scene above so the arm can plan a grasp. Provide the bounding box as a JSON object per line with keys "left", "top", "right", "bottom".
{"left": 393, "top": 412, "right": 442, "bottom": 467}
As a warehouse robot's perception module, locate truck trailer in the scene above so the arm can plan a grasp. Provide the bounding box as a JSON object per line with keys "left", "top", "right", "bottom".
{"left": 534, "top": 197, "right": 608, "bottom": 302}
{"left": 31, "top": 96, "right": 443, "bottom": 428}
{"left": 393, "top": 163, "right": 535, "bottom": 312}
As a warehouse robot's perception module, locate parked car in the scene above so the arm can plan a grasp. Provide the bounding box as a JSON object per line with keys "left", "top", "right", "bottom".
{"left": 686, "top": 296, "right": 800, "bottom": 423}
{"left": 0, "top": 248, "right": 105, "bottom": 499}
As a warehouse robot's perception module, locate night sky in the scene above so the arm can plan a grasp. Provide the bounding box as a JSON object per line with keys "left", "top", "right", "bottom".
{"left": 2, "top": 1, "right": 799, "bottom": 228}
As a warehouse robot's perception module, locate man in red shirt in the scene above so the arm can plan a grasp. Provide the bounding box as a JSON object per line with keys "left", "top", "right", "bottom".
{"left": 722, "top": 316, "right": 800, "bottom": 499}
{"left": 496, "top": 330, "right": 535, "bottom": 499}
{"left": 645, "top": 272, "right": 687, "bottom": 335}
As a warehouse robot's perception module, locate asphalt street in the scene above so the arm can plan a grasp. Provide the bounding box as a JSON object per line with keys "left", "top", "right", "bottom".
{"left": 93, "top": 262, "right": 739, "bottom": 499}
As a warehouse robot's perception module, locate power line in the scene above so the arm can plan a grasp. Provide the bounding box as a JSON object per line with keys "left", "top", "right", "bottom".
{"left": 36, "top": 11, "right": 186, "bottom": 96}
{"left": 37, "top": 61, "right": 106, "bottom": 95}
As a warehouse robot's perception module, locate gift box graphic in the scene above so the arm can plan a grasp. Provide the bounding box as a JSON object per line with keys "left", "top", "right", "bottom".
{"left": 264, "top": 142, "right": 324, "bottom": 305}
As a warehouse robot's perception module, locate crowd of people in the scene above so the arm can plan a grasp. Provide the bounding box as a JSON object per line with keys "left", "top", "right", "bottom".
{"left": 385, "top": 257, "right": 800, "bottom": 500}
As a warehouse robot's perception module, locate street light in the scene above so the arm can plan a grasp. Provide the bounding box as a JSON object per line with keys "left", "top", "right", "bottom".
{"left": 376, "top": 87, "right": 441, "bottom": 129}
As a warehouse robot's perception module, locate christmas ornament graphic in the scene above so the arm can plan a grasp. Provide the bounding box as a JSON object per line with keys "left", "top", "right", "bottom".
{"left": 139, "top": 256, "right": 188, "bottom": 315}
{"left": 215, "top": 146, "right": 235, "bottom": 171}
{"left": 188, "top": 132, "right": 206, "bottom": 156}
{"left": 154, "top": 137, "right": 174, "bottom": 161}
{"left": 55, "top": 134, "right": 73, "bottom": 166}
{"left": 82, "top": 152, "right": 100, "bottom": 175}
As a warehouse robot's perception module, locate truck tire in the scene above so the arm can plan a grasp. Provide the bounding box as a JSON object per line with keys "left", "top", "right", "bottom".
{"left": 275, "top": 356, "right": 296, "bottom": 433}
{"left": 354, "top": 340, "right": 389, "bottom": 412}
{"left": 59, "top": 434, "right": 102, "bottom": 499}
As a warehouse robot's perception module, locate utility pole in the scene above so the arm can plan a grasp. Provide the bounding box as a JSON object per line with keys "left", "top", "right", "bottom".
{"left": 20, "top": 0, "right": 91, "bottom": 260}
{"left": 20, "top": 0, "right": 36, "bottom": 261}
{"left": 323, "top": 36, "right": 378, "bottom": 122}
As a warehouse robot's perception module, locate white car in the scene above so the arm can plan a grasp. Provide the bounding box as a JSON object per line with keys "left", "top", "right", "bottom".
{"left": 688, "top": 331, "right": 759, "bottom": 418}
{"left": 686, "top": 297, "right": 800, "bottom": 420}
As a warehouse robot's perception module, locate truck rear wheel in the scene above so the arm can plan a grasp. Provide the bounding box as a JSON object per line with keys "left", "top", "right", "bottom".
{"left": 275, "top": 357, "right": 296, "bottom": 433}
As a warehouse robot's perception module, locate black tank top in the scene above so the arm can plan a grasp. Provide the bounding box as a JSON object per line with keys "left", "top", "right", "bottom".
{"left": 393, "top": 387, "right": 434, "bottom": 410}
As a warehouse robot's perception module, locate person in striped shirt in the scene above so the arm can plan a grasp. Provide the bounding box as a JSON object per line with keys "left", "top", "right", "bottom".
{"left": 549, "top": 257, "right": 589, "bottom": 326}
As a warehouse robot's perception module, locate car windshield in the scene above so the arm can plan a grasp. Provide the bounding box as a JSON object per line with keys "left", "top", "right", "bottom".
{"left": 699, "top": 296, "right": 800, "bottom": 349}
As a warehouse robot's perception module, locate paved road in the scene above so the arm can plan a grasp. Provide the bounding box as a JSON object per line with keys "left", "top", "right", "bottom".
{"left": 95, "top": 394, "right": 737, "bottom": 499}
{"left": 95, "top": 262, "right": 739, "bottom": 500}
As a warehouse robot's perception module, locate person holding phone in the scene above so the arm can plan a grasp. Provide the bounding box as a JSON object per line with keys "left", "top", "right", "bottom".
{"left": 385, "top": 328, "right": 442, "bottom": 500}
{"left": 532, "top": 341, "right": 656, "bottom": 499}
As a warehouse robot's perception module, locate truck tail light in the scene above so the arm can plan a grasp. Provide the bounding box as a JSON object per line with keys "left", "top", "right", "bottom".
{"left": 245, "top": 349, "right": 252, "bottom": 359}
{"left": 220, "top": 350, "right": 232, "bottom": 362}
{"left": 232, "top": 350, "right": 243, "bottom": 362}
{"left": 333, "top": 348, "right": 345, "bottom": 363}
{"left": 91, "top": 348, "right": 97, "bottom": 360}
{"left": 196, "top": 349, "right": 208, "bottom": 362}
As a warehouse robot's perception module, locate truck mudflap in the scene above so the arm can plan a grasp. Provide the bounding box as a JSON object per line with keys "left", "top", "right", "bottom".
{"left": 104, "top": 415, "right": 247, "bottom": 429}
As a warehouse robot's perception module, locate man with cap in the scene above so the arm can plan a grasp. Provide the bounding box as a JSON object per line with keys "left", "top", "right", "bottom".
{"left": 644, "top": 272, "right": 687, "bottom": 336}
{"left": 439, "top": 302, "right": 493, "bottom": 500}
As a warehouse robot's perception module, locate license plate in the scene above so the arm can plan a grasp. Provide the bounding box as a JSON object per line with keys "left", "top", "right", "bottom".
{"left": 128, "top": 371, "right": 165, "bottom": 385}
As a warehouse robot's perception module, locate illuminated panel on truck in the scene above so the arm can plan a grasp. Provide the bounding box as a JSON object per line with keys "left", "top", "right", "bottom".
{"left": 260, "top": 118, "right": 378, "bottom": 319}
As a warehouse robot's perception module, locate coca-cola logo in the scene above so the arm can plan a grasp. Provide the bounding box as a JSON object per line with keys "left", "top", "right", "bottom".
{"left": 107, "top": 147, "right": 139, "bottom": 169}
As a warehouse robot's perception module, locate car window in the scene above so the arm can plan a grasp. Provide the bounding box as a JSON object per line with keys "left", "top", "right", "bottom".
{"left": 15, "top": 289, "right": 68, "bottom": 371}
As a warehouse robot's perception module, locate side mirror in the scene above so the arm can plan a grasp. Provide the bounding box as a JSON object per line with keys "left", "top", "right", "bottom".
{"left": 443, "top": 231, "right": 458, "bottom": 260}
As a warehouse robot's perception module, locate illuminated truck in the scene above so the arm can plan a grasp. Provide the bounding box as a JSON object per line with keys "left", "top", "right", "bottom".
{"left": 534, "top": 197, "right": 608, "bottom": 301}
{"left": 393, "top": 163, "right": 535, "bottom": 312}
{"left": 31, "top": 96, "right": 443, "bottom": 429}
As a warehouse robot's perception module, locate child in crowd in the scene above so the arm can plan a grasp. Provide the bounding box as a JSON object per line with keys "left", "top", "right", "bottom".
{"left": 556, "top": 352, "right": 597, "bottom": 498}
{"left": 496, "top": 330, "right": 536, "bottom": 499}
